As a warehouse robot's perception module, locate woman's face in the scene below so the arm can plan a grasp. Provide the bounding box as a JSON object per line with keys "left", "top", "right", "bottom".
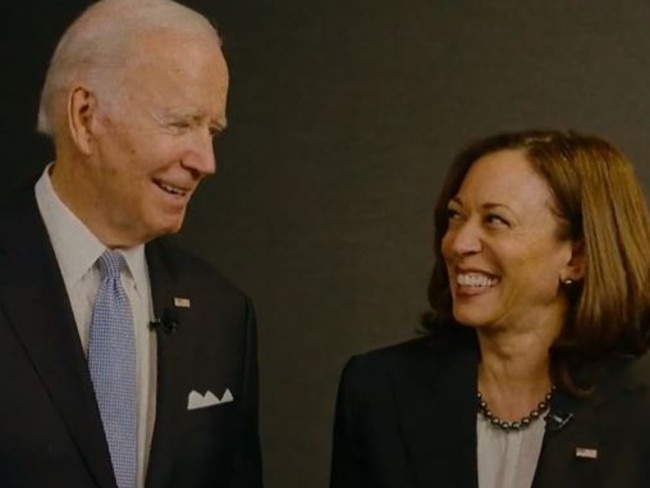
{"left": 441, "top": 149, "right": 575, "bottom": 334}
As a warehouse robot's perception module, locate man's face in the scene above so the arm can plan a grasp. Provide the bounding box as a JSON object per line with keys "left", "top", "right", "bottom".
{"left": 87, "top": 30, "right": 228, "bottom": 246}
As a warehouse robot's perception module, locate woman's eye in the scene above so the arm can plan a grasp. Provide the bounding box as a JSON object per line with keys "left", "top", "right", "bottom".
{"left": 485, "top": 213, "right": 509, "bottom": 226}
{"left": 446, "top": 208, "right": 462, "bottom": 221}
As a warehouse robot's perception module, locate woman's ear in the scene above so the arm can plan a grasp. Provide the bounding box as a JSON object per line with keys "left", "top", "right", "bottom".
{"left": 67, "top": 86, "right": 97, "bottom": 155}
{"left": 564, "top": 239, "right": 586, "bottom": 282}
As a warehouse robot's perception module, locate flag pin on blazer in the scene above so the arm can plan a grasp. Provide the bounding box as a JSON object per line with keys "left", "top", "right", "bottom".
{"left": 174, "top": 297, "right": 191, "bottom": 308}
{"left": 575, "top": 447, "right": 598, "bottom": 459}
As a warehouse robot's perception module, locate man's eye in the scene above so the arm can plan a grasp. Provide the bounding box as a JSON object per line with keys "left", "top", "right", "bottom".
{"left": 170, "top": 121, "right": 191, "bottom": 130}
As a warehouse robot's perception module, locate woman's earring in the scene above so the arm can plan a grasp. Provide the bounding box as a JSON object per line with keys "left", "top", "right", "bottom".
{"left": 563, "top": 279, "right": 574, "bottom": 286}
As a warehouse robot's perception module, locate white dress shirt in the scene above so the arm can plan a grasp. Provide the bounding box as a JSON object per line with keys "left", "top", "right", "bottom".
{"left": 35, "top": 164, "right": 157, "bottom": 488}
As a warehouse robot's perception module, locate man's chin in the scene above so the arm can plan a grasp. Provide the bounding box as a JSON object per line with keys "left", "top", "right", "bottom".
{"left": 155, "top": 220, "right": 185, "bottom": 238}
{"left": 139, "top": 213, "right": 186, "bottom": 243}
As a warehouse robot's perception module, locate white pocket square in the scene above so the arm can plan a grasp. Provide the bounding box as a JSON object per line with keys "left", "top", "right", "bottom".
{"left": 187, "top": 388, "right": 234, "bottom": 410}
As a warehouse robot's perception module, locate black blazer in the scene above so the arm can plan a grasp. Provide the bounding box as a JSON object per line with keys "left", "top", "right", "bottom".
{"left": 0, "top": 190, "right": 262, "bottom": 487}
{"left": 330, "top": 335, "right": 650, "bottom": 488}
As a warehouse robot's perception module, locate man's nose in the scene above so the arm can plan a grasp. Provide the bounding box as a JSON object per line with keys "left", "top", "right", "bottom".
{"left": 183, "top": 128, "right": 217, "bottom": 177}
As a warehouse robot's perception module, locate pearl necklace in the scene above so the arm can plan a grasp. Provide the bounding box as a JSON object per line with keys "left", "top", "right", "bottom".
{"left": 476, "top": 385, "right": 555, "bottom": 431}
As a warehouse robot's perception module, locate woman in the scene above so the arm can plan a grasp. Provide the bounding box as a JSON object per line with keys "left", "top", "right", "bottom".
{"left": 330, "top": 130, "right": 650, "bottom": 488}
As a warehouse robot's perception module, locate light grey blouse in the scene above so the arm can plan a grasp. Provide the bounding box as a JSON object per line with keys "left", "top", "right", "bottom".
{"left": 477, "top": 414, "right": 545, "bottom": 488}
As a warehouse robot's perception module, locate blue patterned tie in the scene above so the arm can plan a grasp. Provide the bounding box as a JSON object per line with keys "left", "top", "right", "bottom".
{"left": 88, "top": 251, "right": 137, "bottom": 488}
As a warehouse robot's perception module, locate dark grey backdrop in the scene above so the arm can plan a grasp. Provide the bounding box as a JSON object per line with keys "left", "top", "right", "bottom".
{"left": 4, "top": 1, "right": 650, "bottom": 487}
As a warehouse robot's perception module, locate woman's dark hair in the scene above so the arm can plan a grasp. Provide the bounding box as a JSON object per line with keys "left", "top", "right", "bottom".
{"left": 423, "top": 129, "right": 650, "bottom": 393}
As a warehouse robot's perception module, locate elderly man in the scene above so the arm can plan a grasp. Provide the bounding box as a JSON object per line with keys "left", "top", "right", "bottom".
{"left": 0, "top": 0, "right": 261, "bottom": 487}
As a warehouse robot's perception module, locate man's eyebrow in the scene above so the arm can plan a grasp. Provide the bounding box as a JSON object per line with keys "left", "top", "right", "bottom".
{"left": 152, "top": 108, "right": 228, "bottom": 132}
{"left": 149, "top": 109, "right": 189, "bottom": 125}
{"left": 166, "top": 110, "right": 227, "bottom": 128}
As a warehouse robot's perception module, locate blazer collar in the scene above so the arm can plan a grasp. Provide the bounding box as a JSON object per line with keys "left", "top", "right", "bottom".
{"left": 0, "top": 191, "right": 117, "bottom": 488}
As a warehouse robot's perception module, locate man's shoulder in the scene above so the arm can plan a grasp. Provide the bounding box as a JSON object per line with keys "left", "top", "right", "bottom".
{"left": 0, "top": 184, "right": 49, "bottom": 261}
{"left": 0, "top": 183, "right": 39, "bottom": 222}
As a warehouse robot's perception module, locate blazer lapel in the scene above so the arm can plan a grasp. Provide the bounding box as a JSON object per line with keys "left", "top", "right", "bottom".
{"left": 144, "top": 240, "right": 195, "bottom": 488}
{"left": 532, "top": 389, "right": 600, "bottom": 487}
{"left": 533, "top": 354, "right": 650, "bottom": 488}
{"left": 0, "top": 193, "right": 116, "bottom": 488}
{"left": 392, "top": 341, "right": 479, "bottom": 488}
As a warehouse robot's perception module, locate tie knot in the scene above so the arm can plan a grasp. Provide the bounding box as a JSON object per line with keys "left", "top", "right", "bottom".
{"left": 97, "top": 250, "right": 126, "bottom": 280}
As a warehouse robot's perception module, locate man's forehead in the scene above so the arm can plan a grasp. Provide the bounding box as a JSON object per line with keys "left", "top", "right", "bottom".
{"left": 136, "top": 25, "right": 222, "bottom": 56}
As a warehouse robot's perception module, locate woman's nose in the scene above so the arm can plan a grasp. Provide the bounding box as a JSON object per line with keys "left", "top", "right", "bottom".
{"left": 444, "top": 221, "right": 483, "bottom": 256}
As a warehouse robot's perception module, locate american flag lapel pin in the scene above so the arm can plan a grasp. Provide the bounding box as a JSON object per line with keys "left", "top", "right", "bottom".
{"left": 575, "top": 447, "right": 598, "bottom": 459}
{"left": 174, "top": 297, "right": 191, "bottom": 308}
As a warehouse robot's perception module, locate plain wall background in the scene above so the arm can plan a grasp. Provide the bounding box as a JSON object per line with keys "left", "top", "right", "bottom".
{"left": 4, "top": 1, "right": 650, "bottom": 487}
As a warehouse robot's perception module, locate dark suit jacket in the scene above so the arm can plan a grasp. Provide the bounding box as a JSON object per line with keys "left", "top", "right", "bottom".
{"left": 330, "top": 335, "right": 650, "bottom": 488}
{"left": 0, "top": 190, "right": 262, "bottom": 487}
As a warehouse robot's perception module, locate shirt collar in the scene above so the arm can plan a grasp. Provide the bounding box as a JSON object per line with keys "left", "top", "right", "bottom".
{"left": 35, "top": 163, "right": 148, "bottom": 296}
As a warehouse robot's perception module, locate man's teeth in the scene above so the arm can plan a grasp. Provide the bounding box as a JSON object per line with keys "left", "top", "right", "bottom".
{"left": 158, "top": 182, "right": 186, "bottom": 196}
{"left": 457, "top": 273, "right": 498, "bottom": 287}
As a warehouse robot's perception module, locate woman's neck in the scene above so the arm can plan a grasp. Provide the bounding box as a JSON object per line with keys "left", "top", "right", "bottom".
{"left": 476, "top": 328, "right": 555, "bottom": 422}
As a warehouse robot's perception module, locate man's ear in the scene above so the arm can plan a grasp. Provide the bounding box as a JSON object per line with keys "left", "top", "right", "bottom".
{"left": 67, "top": 86, "right": 97, "bottom": 155}
{"left": 565, "top": 239, "right": 586, "bottom": 282}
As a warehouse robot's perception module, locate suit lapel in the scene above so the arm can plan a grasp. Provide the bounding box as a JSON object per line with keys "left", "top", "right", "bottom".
{"left": 0, "top": 192, "right": 116, "bottom": 488}
{"left": 392, "top": 341, "right": 479, "bottom": 488}
{"left": 144, "top": 240, "right": 195, "bottom": 488}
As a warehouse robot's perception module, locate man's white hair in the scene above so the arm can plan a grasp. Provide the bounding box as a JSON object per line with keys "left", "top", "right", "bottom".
{"left": 37, "top": 0, "right": 221, "bottom": 138}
